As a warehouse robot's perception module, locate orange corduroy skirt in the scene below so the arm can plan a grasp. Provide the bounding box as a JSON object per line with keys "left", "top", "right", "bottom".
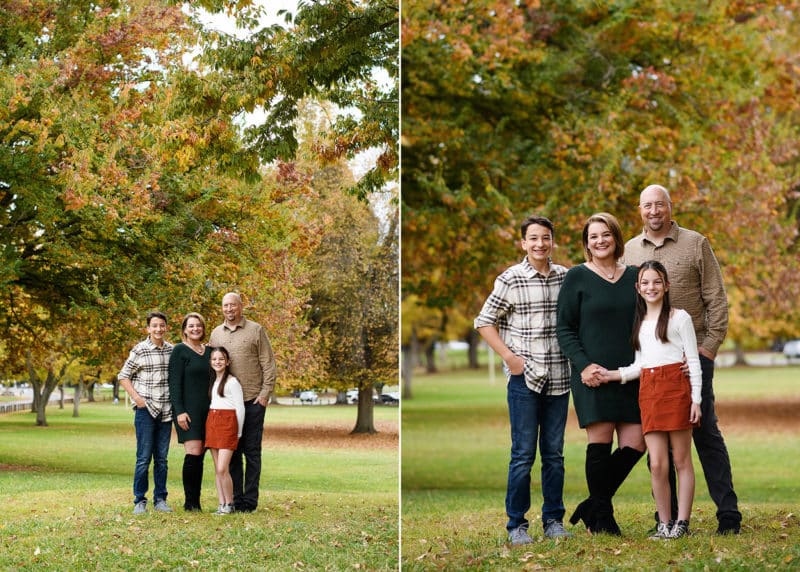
{"left": 638, "top": 362, "right": 696, "bottom": 434}
{"left": 205, "top": 409, "right": 239, "bottom": 450}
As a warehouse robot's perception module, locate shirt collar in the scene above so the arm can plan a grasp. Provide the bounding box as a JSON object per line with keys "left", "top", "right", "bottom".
{"left": 521, "top": 256, "right": 551, "bottom": 277}
{"left": 641, "top": 220, "right": 680, "bottom": 246}
{"left": 143, "top": 337, "right": 171, "bottom": 351}
{"left": 223, "top": 317, "right": 247, "bottom": 332}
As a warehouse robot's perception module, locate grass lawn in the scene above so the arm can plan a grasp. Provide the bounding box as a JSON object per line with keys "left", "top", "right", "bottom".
{"left": 0, "top": 402, "right": 399, "bottom": 571}
{"left": 402, "top": 365, "right": 800, "bottom": 570}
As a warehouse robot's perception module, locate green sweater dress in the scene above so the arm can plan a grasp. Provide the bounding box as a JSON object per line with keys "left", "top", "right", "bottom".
{"left": 556, "top": 264, "right": 641, "bottom": 428}
{"left": 168, "top": 343, "right": 212, "bottom": 442}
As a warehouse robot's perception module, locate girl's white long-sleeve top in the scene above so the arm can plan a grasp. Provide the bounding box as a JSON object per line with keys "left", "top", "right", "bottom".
{"left": 209, "top": 375, "right": 245, "bottom": 438}
{"left": 618, "top": 309, "right": 702, "bottom": 404}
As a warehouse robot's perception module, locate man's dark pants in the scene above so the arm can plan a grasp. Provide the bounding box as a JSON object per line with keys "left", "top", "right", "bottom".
{"left": 694, "top": 355, "right": 741, "bottom": 525}
{"left": 231, "top": 400, "right": 266, "bottom": 512}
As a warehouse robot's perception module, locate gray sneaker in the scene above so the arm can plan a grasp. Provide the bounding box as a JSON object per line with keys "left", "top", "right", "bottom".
{"left": 508, "top": 525, "right": 533, "bottom": 545}
{"left": 544, "top": 519, "right": 573, "bottom": 538}
{"left": 133, "top": 500, "right": 147, "bottom": 515}
{"left": 153, "top": 499, "right": 173, "bottom": 513}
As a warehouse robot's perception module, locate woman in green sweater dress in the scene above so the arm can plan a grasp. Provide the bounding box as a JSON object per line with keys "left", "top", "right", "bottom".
{"left": 169, "top": 312, "right": 212, "bottom": 511}
{"left": 556, "top": 213, "right": 646, "bottom": 535}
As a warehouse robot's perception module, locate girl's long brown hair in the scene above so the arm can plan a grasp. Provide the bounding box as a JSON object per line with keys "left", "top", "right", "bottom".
{"left": 631, "top": 261, "right": 671, "bottom": 350}
{"left": 208, "top": 346, "right": 232, "bottom": 398}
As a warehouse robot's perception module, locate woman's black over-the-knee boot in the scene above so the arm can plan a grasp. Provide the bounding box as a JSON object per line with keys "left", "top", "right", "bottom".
{"left": 182, "top": 453, "right": 205, "bottom": 511}
{"left": 570, "top": 442, "right": 613, "bottom": 531}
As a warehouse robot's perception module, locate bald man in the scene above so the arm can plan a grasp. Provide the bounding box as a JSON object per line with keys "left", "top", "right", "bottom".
{"left": 209, "top": 292, "right": 276, "bottom": 512}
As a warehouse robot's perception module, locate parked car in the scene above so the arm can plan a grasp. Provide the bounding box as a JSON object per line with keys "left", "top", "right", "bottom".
{"left": 784, "top": 340, "right": 800, "bottom": 359}
{"left": 346, "top": 389, "right": 359, "bottom": 404}
{"left": 380, "top": 392, "right": 400, "bottom": 404}
{"left": 299, "top": 390, "right": 319, "bottom": 404}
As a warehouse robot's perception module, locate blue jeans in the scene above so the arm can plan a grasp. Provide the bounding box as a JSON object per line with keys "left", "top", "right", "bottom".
{"left": 506, "top": 374, "right": 569, "bottom": 531}
{"left": 133, "top": 407, "right": 172, "bottom": 504}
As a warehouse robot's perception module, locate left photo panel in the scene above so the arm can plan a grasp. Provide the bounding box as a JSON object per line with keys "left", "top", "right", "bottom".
{"left": 0, "top": 1, "right": 400, "bottom": 570}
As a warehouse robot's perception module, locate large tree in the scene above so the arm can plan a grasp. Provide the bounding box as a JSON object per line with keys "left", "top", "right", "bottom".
{"left": 296, "top": 103, "right": 399, "bottom": 433}
{"left": 0, "top": 0, "right": 321, "bottom": 423}
{"left": 189, "top": 0, "right": 399, "bottom": 200}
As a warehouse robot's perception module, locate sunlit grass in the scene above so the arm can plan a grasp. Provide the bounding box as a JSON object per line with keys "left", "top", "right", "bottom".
{"left": 0, "top": 402, "right": 399, "bottom": 570}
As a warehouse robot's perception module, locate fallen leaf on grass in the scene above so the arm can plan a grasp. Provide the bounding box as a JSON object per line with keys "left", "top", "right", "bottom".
{"left": 517, "top": 552, "right": 535, "bottom": 562}
{"left": 785, "top": 555, "right": 794, "bottom": 564}
{"left": 34, "top": 547, "right": 40, "bottom": 556}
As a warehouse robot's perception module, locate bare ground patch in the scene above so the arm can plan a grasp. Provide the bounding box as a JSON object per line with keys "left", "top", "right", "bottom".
{"left": 265, "top": 419, "right": 398, "bottom": 450}
{"left": 715, "top": 398, "right": 800, "bottom": 434}
{"left": 0, "top": 463, "right": 45, "bottom": 472}
{"left": 561, "top": 398, "right": 800, "bottom": 436}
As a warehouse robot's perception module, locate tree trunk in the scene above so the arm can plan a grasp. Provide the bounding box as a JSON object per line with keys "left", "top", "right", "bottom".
{"left": 73, "top": 374, "right": 84, "bottom": 417}
{"left": 58, "top": 386, "right": 65, "bottom": 409}
{"left": 402, "top": 327, "right": 419, "bottom": 400}
{"left": 87, "top": 381, "right": 96, "bottom": 402}
{"left": 26, "top": 350, "right": 74, "bottom": 427}
{"left": 424, "top": 340, "right": 437, "bottom": 373}
{"left": 467, "top": 329, "right": 480, "bottom": 369}
{"left": 732, "top": 341, "right": 747, "bottom": 366}
{"left": 352, "top": 384, "right": 377, "bottom": 434}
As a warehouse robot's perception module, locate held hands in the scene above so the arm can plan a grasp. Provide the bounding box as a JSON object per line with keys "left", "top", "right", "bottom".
{"left": 177, "top": 412, "right": 191, "bottom": 431}
{"left": 581, "top": 364, "right": 623, "bottom": 387}
{"left": 581, "top": 364, "right": 608, "bottom": 387}
{"left": 689, "top": 403, "right": 702, "bottom": 425}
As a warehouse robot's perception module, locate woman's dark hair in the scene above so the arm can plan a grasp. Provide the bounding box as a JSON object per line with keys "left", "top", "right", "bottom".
{"left": 631, "top": 260, "right": 671, "bottom": 350}
{"left": 208, "top": 346, "right": 232, "bottom": 398}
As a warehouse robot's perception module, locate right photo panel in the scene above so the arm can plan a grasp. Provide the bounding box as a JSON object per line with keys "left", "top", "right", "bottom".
{"left": 401, "top": 2, "right": 800, "bottom": 569}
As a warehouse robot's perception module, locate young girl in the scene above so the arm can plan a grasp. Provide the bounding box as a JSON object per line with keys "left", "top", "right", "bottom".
{"left": 205, "top": 347, "right": 245, "bottom": 515}
{"left": 604, "top": 261, "right": 701, "bottom": 539}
